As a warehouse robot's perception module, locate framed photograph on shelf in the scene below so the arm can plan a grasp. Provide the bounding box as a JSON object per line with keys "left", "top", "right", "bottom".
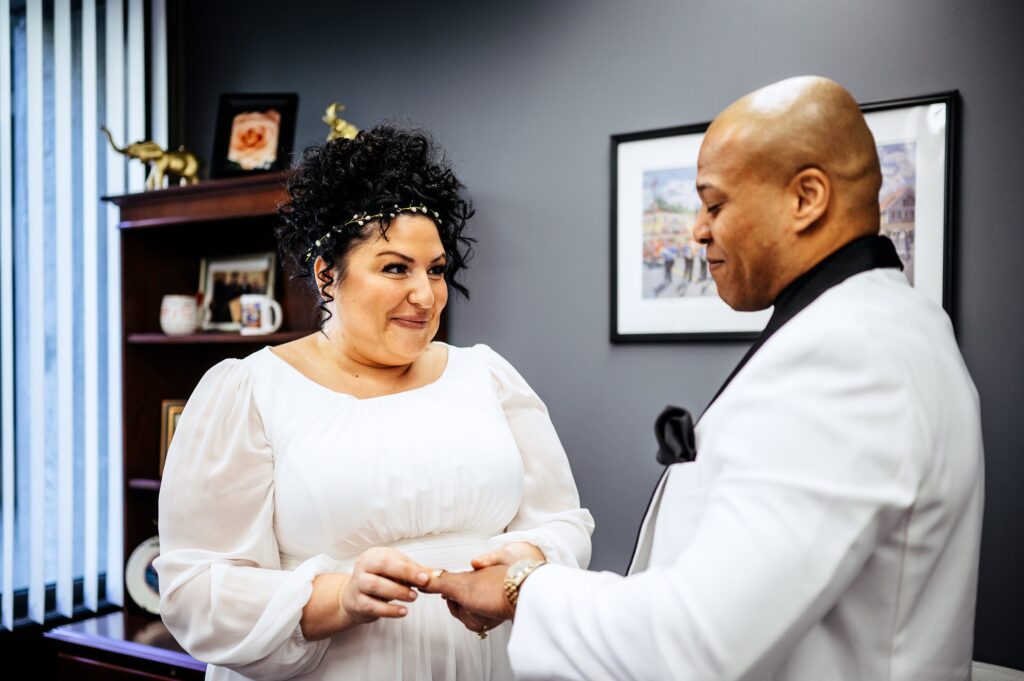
{"left": 159, "top": 399, "right": 186, "bottom": 478}
{"left": 210, "top": 93, "right": 298, "bottom": 178}
{"left": 610, "top": 91, "right": 957, "bottom": 342}
{"left": 199, "top": 252, "right": 277, "bottom": 331}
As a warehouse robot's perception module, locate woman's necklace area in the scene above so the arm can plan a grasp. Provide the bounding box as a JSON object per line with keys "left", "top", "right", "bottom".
{"left": 314, "top": 336, "right": 415, "bottom": 386}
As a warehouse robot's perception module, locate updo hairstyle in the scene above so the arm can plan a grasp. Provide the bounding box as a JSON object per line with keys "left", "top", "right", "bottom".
{"left": 276, "top": 124, "right": 475, "bottom": 331}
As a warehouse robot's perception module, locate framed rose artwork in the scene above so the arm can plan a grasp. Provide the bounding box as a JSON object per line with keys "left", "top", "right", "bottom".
{"left": 210, "top": 93, "right": 298, "bottom": 178}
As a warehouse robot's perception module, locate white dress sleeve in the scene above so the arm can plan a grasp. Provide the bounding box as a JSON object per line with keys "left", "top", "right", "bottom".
{"left": 152, "top": 358, "right": 338, "bottom": 681}
{"left": 474, "top": 344, "right": 595, "bottom": 569}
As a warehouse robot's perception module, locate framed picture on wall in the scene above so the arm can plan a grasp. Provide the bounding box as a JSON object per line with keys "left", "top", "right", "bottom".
{"left": 610, "top": 122, "right": 771, "bottom": 342}
{"left": 210, "top": 93, "right": 298, "bottom": 178}
{"left": 609, "top": 91, "right": 957, "bottom": 342}
{"left": 860, "top": 92, "right": 958, "bottom": 315}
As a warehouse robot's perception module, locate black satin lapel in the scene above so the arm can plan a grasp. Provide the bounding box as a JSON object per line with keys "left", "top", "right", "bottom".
{"left": 701, "top": 235, "right": 903, "bottom": 418}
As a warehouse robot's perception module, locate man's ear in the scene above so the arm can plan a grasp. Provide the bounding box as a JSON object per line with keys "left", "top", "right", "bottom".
{"left": 789, "top": 167, "right": 830, "bottom": 234}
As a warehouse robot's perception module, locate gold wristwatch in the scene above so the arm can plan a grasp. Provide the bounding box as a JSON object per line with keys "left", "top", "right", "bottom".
{"left": 503, "top": 558, "right": 546, "bottom": 608}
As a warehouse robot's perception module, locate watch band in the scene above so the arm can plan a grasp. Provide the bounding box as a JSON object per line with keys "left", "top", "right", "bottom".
{"left": 503, "top": 558, "right": 546, "bottom": 608}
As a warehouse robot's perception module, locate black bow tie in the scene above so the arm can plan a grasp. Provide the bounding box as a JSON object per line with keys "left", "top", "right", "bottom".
{"left": 655, "top": 406, "right": 697, "bottom": 465}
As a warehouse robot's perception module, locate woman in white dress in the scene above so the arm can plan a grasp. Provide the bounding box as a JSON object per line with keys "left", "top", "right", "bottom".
{"left": 152, "top": 125, "right": 594, "bottom": 681}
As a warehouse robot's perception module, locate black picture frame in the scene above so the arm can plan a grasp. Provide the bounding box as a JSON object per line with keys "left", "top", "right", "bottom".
{"left": 210, "top": 93, "right": 298, "bottom": 179}
{"left": 859, "top": 91, "right": 958, "bottom": 323}
{"left": 609, "top": 91, "right": 958, "bottom": 343}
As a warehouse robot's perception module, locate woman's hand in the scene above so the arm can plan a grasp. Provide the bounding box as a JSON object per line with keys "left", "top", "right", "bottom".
{"left": 338, "top": 547, "right": 431, "bottom": 626}
{"left": 470, "top": 541, "right": 544, "bottom": 570}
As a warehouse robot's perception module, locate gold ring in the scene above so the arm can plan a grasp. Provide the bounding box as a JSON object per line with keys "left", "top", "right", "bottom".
{"left": 431, "top": 568, "right": 446, "bottom": 579}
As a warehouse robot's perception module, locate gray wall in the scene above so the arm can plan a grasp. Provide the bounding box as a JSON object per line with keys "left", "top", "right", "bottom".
{"left": 181, "top": 0, "right": 1024, "bottom": 668}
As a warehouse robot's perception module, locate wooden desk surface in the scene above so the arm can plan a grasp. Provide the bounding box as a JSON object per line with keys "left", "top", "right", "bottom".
{"left": 44, "top": 609, "right": 206, "bottom": 672}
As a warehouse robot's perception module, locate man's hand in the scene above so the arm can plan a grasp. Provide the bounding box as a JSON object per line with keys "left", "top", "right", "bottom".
{"left": 445, "top": 598, "right": 507, "bottom": 637}
{"left": 422, "top": 565, "right": 515, "bottom": 622}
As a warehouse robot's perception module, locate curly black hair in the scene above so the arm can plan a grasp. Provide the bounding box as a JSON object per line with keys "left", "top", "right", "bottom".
{"left": 276, "top": 124, "right": 475, "bottom": 331}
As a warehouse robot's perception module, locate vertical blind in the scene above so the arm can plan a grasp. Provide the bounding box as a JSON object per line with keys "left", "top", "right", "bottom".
{"left": 0, "top": 0, "right": 166, "bottom": 629}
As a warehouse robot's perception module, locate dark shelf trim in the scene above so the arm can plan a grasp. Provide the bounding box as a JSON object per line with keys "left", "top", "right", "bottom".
{"left": 127, "top": 330, "right": 309, "bottom": 345}
{"left": 127, "top": 478, "right": 161, "bottom": 491}
{"left": 102, "top": 172, "right": 286, "bottom": 207}
{"left": 118, "top": 213, "right": 275, "bottom": 230}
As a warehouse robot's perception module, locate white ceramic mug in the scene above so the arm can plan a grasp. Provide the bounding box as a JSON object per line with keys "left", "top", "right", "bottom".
{"left": 160, "top": 294, "right": 199, "bottom": 335}
{"left": 239, "top": 294, "right": 283, "bottom": 335}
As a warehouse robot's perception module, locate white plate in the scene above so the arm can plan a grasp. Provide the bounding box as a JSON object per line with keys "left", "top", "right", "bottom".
{"left": 126, "top": 536, "right": 162, "bottom": 614}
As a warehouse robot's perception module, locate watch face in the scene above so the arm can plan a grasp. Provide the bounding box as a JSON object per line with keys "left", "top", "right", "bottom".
{"left": 505, "top": 558, "right": 546, "bottom": 606}
{"left": 509, "top": 558, "right": 533, "bottom": 574}
{"left": 518, "top": 558, "right": 545, "bottom": 572}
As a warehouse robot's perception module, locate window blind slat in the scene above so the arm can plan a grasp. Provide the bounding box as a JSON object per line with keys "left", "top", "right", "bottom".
{"left": 54, "top": 0, "right": 76, "bottom": 620}
{"left": 149, "top": 0, "right": 167, "bottom": 150}
{"left": 81, "top": 0, "right": 100, "bottom": 613}
{"left": 126, "top": 0, "right": 144, "bottom": 192}
{"left": 105, "top": 0, "right": 126, "bottom": 608}
{"left": 26, "top": 0, "right": 47, "bottom": 627}
{"left": 0, "top": 0, "right": 16, "bottom": 632}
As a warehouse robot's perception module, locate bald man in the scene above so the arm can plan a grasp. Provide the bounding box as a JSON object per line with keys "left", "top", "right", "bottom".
{"left": 424, "top": 77, "right": 983, "bottom": 680}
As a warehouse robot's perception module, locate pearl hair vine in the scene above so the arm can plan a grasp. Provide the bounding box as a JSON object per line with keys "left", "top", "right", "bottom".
{"left": 304, "top": 204, "right": 442, "bottom": 262}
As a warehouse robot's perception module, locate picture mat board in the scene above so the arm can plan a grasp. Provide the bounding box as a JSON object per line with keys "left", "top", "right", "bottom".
{"left": 863, "top": 101, "right": 948, "bottom": 307}
{"left": 615, "top": 130, "right": 771, "bottom": 337}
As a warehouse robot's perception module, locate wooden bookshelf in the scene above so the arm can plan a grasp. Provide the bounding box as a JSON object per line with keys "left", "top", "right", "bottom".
{"left": 44, "top": 172, "right": 316, "bottom": 678}
{"left": 103, "top": 174, "right": 325, "bottom": 603}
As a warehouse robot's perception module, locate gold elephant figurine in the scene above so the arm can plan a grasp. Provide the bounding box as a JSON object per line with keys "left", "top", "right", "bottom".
{"left": 323, "top": 103, "right": 360, "bottom": 142}
{"left": 101, "top": 126, "right": 201, "bottom": 190}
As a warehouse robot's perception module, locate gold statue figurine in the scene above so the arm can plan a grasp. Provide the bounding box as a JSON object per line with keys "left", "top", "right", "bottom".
{"left": 100, "top": 126, "right": 201, "bottom": 190}
{"left": 323, "top": 103, "right": 360, "bottom": 142}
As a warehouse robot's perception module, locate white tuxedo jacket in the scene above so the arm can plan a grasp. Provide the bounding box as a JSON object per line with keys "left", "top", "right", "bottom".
{"left": 508, "top": 268, "right": 984, "bottom": 680}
